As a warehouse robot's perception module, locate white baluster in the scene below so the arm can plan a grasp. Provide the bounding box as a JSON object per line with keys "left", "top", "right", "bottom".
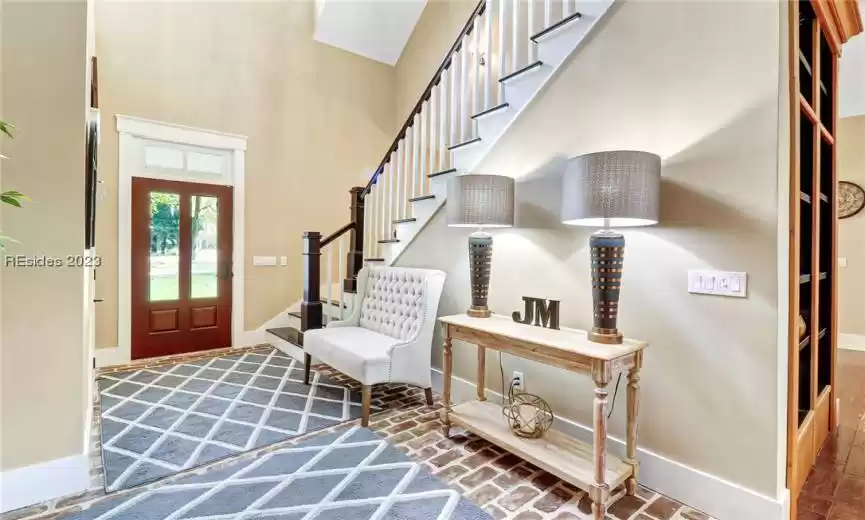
{"left": 472, "top": 16, "right": 481, "bottom": 121}
{"left": 370, "top": 179, "right": 378, "bottom": 258}
{"left": 439, "top": 75, "right": 448, "bottom": 170}
{"left": 544, "top": 0, "right": 552, "bottom": 28}
{"left": 326, "top": 244, "right": 333, "bottom": 321}
{"left": 498, "top": 0, "right": 507, "bottom": 101}
{"left": 337, "top": 236, "right": 345, "bottom": 320}
{"left": 429, "top": 84, "right": 438, "bottom": 176}
{"left": 364, "top": 187, "right": 372, "bottom": 259}
{"left": 398, "top": 136, "right": 407, "bottom": 221}
{"left": 460, "top": 36, "right": 469, "bottom": 141}
{"left": 392, "top": 144, "right": 400, "bottom": 234}
{"left": 483, "top": 5, "right": 492, "bottom": 110}
{"left": 528, "top": 0, "right": 536, "bottom": 61}
{"left": 512, "top": 0, "right": 520, "bottom": 72}
{"left": 563, "top": 0, "right": 571, "bottom": 17}
{"left": 450, "top": 57, "right": 459, "bottom": 147}
{"left": 421, "top": 101, "right": 429, "bottom": 194}
{"left": 378, "top": 170, "right": 385, "bottom": 255}
{"left": 412, "top": 114, "right": 420, "bottom": 198}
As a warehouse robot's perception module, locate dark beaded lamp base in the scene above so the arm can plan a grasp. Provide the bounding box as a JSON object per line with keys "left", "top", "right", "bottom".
{"left": 589, "top": 230, "right": 625, "bottom": 344}
{"left": 468, "top": 231, "right": 493, "bottom": 318}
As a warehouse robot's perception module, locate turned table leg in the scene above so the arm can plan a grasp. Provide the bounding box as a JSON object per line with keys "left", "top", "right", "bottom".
{"left": 440, "top": 325, "right": 453, "bottom": 437}
{"left": 625, "top": 353, "right": 642, "bottom": 496}
{"left": 591, "top": 363, "right": 611, "bottom": 520}
{"left": 477, "top": 347, "right": 486, "bottom": 401}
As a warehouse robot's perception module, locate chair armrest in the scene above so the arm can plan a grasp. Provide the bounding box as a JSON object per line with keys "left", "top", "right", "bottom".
{"left": 326, "top": 319, "right": 355, "bottom": 329}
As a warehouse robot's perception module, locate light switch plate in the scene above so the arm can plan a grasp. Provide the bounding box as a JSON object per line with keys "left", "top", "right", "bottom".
{"left": 280, "top": 256, "right": 288, "bottom": 266}
{"left": 688, "top": 270, "right": 747, "bottom": 298}
{"left": 253, "top": 256, "right": 277, "bottom": 266}
{"left": 839, "top": 257, "right": 848, "bottom": 268}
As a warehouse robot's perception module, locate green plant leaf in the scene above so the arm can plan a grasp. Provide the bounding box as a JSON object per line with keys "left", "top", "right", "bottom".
{"left": 1, "top": 196, "right": 22, "bottom": 207}
{"left": 0, "top": 120, "right": 14, "bottom": 138}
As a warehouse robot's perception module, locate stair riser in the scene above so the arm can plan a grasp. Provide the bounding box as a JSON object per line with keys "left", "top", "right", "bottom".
{"left": 270, "top": 335, "right": 305, "bottom": 361}
{"left": 536, "top": 16, "right": 595, "bottom": 69}
{"left": 430, "top": 172, "right": 456, "bottom": 200}
{"left": 501, "top": 66, "right": 552, "bottom": 115}
{"left": 411, "top": 197, "right": 440, "bottom": 223}
{"left": 451, "top": 140, "right": 489, "bottom": 171}
{"left": 394, "top": 220, "right": 421, "bottom": 242}
{"left": 476, "top": 109, "right": 514, "bottom": 153}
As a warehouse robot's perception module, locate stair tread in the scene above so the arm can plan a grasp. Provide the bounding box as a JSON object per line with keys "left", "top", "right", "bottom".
{"left": 500, "top": 61, "right": 544, "bottom": 83}
{"left": 394, "top": 217, "right": 417, "bottom": 224}
{"left": 530, "top": 11, "right": 583, "bottom": 43}
{"left": 448, "top": 137, "right": 482, "bottom": 151}
{"left": 366, "top": 258, "right": 386, "bottom": 262}
{"left": 429, "top": 168, "right": 457, "bottom": 178}
{"left": 379, "top": 239, "right": 400, "bottom": 243}
{"left": 472, "top": 103, "right": 509, "bottom": 119}
{"left": 266, "top": 326, "right": 302, "bottom": 347}
{"left": 288, "top": 311, "right": 333, "bottom": 324}
{"left": 410, "top": 195, "right": 436, "bottom": 202}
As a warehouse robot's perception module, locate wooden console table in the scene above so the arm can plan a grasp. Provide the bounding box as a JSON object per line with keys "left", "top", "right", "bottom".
{"left": 438, "top": 314, "right": 648, "bottom": 520}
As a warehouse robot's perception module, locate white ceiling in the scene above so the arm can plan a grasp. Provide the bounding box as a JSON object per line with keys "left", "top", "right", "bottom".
{"left": 839, "top": 2, "right": 865, "bottom": 118}
{"left": 314, "top": 0, "right": 428, "bottom": 66}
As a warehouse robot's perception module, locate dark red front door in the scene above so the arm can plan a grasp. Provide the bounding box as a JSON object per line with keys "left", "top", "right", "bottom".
{"left": 131, "top": 178, "right": 233, "bottom": 359}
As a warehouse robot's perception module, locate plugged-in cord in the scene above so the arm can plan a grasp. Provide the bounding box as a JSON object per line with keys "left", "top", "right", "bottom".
{"left": 607, "top": 374, "right": 622, "bottom": 419}
{"left": 500, "top": 350, "right": 622, "bottom": 419}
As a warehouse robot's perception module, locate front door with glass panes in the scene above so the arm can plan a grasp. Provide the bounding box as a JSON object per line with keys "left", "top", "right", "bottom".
{"left": 131, "top": 178, "right": 233, "bottom": 359}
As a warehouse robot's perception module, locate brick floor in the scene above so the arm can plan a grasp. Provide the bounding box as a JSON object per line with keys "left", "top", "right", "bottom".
{"left": 1, "top": 348, "right": 716, "bottom": 520}
{"left": 796, "top": 350, "right": 865, "bottom": 520}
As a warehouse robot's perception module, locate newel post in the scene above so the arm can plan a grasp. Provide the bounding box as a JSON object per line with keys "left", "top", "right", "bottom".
{"left": 344, "top": 186, "right": 365, "bottom": 293}
{"left": 301, "top": 231, "right": 323, "bottom": 331}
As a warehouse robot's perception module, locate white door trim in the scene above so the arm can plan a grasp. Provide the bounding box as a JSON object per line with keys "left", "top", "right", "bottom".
{"left": 114, "top": 115, "right": 247, "bottom": 367}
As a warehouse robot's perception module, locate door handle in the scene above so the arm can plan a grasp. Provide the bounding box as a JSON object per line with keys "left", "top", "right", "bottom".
{"left": 218, "top": 262, "right": 231, "bottom": 280}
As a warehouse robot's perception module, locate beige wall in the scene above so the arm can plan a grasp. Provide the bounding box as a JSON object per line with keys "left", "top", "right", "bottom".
{"left": 94, "top": 0, "right": 397, "bottom": 348}
{"left": 397, "top": 0, "right": 784, "bottom": 498}
{"left": 394, "top": 0, "right": 477, "bottom": 125}
{"left": 1, "top": 0, "right": 89, "bottom": 470}
{"left": 838, "top": 115, "right": 865, "bottom": 336}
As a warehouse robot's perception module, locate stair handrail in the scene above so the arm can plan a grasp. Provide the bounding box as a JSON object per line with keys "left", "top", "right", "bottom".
{"left": 321, "top": 221, "right": 355, "bottom": 248}
{"left": 362, "top": 0, "right": 486, "bottom": 196}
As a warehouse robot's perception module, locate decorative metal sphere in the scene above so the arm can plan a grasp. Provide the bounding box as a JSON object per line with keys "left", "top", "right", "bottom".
{"left": 502, "top": 392, "right": 554, "bottom": 438}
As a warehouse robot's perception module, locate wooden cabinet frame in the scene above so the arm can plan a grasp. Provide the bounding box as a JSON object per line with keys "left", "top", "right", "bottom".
{"left": 786, "top": 1, "right": 861, "bottom": 517}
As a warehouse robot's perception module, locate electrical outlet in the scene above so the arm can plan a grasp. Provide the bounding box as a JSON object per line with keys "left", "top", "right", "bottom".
{"left": 511, "top": 371, "right": 524, "bottom": 393}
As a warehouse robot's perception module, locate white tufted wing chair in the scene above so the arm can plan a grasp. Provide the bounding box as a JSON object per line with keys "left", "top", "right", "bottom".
{"left": 302, "top": 266, "right": 447, "bottom": 426}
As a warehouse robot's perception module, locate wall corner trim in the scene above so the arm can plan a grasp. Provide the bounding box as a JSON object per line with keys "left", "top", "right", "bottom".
{"left": 0, "top": 454, "right": 89, "bottom": 513}
{"left": 840, "top": 333, "right": 865, "bottom": 351}
{"left": 430, "top": 368, "right": 790, "bottom": 520}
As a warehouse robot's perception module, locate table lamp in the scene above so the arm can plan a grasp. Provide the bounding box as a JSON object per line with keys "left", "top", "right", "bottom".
{"left": 448, "top": 174, "right": 515, "bottom": 318}
{"left": 561, "top": 151, "right": 660, "bottom": 344}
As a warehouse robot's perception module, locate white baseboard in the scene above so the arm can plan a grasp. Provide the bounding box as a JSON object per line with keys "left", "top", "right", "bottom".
{"left": 235, "top": 329, "right": 267, "bottom": 348}
{"left": 430, "top": 369, "right": 788, "bottom": 520}
{"left": 840, "top": 333, "right": 865, "bottom": 351}
{"left": 0, "top": 454, "right": 89, "bottom": 513}
{"left": 94, "top": 331, "right": 266, "bottom": 369}
{"left": 93, "top": 345, "right": 127, "bottom": 368}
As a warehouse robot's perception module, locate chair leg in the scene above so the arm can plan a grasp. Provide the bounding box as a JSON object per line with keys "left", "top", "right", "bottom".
{"left": 303, "top": 354, "right": 312, "bottom": 385}
{"left": 424, "top": 387, "right": 434, "bottom": 406}
{"left": 361, "top": 385, "right": 371, "bottom": 427}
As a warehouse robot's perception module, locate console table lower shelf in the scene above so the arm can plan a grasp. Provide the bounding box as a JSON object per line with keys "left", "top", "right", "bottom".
{"left": 449, "top": 400, "right": 632, "bottom": 504}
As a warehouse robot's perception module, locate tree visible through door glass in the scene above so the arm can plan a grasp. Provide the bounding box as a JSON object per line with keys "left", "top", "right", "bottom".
{"left": 191, "top": 195, "right": 218, "bottom": 299}
{"left": 149, "top": 192, "right": 180, "bottom": 301}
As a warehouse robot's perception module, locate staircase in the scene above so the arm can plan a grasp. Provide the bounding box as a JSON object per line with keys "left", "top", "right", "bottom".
{"left": 266, "top": 0, "right": 615, "bottom": 359}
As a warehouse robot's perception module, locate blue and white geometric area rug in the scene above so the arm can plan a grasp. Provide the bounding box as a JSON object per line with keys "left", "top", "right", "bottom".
{"left": 66, "top": 427, "right": 492, "bottom": 520}
{"left": 97, "top": 348, "right": 375, "bottom": 492}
